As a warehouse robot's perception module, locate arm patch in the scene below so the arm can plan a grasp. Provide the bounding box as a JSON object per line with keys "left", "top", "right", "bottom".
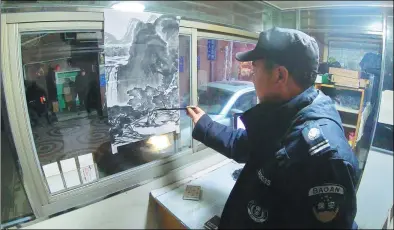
{"left": 301, "top": 122, "right": 331, "bottom": 156}
{"left": 308, "top": 183, "right": 346, "bottom": 223}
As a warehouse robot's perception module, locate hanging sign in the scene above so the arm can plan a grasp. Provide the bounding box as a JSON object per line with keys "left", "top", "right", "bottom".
{"left": 179, "top": 56, "right": 184, "bottom": 73}
{"left": 207, "top": 39, "right": 217, "bottom": 61}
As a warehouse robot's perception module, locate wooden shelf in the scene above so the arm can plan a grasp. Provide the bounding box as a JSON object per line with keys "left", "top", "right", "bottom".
{"left": 335, "top": 105, "right": 359, "bottom": 114}
{"left": 317, "top": 83, "right": 335, "bottom": 88}
{"left": 343, "top": 123, "right": 357, "bottom": 129}
{"left": 314, "top": 82, "right": 368, "bottom": 150}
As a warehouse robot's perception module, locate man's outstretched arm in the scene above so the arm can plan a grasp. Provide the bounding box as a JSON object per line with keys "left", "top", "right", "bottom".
{"left": 187, "top": 107, "right": 249, "bottom": 163}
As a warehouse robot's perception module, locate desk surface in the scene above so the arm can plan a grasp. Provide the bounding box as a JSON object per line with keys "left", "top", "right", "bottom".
{"left": 151, "top": 159, "right": 242, "bottom": 229}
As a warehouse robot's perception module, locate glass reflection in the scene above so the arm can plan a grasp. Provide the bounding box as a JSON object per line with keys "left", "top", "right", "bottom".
{"left": 21, "top": 32, "right": 191, "bottom": 193}
{"left": 304, "top": 31, "right": 383, "bottom": 173}
{"left": 196, "top": 38, "right": 257, "bottom": 127}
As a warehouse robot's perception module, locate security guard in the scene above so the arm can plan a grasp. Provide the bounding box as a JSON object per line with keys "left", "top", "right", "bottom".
{"left": 186, "top": 27, "right": 360, "bottom": 229}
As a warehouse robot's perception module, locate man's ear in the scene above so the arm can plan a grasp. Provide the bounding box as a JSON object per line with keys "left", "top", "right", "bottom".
{"left": 277, "top": 66, "right": 289, "bottom": 85}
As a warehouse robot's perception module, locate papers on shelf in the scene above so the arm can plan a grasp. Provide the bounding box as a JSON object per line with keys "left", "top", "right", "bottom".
{"left": 60, "top": 158, "right": 81, "bottom": 188}
{"left": 42, "top": 162, "right": 64, "bottom": 193}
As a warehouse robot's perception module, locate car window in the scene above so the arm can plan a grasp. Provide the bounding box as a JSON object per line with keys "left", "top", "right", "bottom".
{"left": 198, "top": 87, "right": 233, "bottom": 115}
{"left": 232, "top": 91, "right": 257, "bottom": 112}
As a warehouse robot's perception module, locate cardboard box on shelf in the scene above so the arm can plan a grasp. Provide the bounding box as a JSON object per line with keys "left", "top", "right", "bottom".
{"left": 335, "top": 82, "right": 359, "bottom": 88}
{"left": 332, "top": 75, "right": 360, "bottom": 88}
{"left": 329, "top": 67, "right": 360, "bottom": 79}
{"left": 359, "top": 79, "right": 369, "bottom": 88}
{"left": 52, "top": 101, "right": 59, "bottom": 113}
{"left": 331, "top": 75, "right": 369, "bottom": 89}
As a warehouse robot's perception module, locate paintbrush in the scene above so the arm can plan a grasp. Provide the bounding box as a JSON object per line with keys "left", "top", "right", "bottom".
{"left": 155, "top": 106, "right": 196, "bottom": 111}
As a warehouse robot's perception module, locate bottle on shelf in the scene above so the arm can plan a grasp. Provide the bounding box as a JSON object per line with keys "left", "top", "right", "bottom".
{"left": 348, "top": 131, "right": 355, "bottom": 146}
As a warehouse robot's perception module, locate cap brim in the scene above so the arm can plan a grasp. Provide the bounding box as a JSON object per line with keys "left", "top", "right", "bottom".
{"left": 235, "top": 49, "right": 262, "bottom": 62}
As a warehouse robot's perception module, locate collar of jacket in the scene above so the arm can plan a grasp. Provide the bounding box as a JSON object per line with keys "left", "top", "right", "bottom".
{"left": 241, "top": 86, "right": 318, "bottom": 141}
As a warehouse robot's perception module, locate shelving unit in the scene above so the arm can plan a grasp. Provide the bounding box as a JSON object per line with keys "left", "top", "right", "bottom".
{"left": 335, "top": 104, "right": 358, "bottom": 114}
{"left": 315, "top": 83, "right": 369, "bottom": 150}
{"left": 342, "top": 123, "right": 357, "bottom": 129}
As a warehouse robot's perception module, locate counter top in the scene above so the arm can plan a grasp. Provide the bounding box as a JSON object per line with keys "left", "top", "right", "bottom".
{"left": 150, "top": 159, "right": 243, "bottom": 229}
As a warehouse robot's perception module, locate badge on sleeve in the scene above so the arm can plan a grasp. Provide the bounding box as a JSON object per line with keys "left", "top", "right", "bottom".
{"left": 247, "top": 200, "right": 268, "bottom": 223}
{"left": 302, "top": 122, "right": 331, "bottom": 156}
{"left": 308, "top": 184, "right": 345, "bottom": 223}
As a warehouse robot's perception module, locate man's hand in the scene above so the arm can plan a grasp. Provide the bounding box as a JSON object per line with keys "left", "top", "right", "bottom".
{"left": 186, "top": 106, "right": 206, "bottom": 125}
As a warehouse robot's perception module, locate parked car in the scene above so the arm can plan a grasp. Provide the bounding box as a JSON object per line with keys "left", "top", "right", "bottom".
{"left": 180, "top": 80, "right": 257, "bottom": 148}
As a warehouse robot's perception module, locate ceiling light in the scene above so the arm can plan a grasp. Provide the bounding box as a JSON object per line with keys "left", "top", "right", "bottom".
{"left": 111, "top": 1, "right": 145, "bottom": 12}
{"left": 368, "top": 22, "right": 383, "bottom": 31}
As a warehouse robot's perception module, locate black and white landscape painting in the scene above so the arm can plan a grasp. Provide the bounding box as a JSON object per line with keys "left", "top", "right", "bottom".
{"left": 104, "top": 10, "right": 180, "bottom": 148}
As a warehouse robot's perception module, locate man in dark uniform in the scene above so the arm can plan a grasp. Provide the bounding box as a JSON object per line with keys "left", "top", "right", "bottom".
{"left": 186, "top": 27, "right": 360, "bottom": 229}
{"left": 75, "top": 69, "right": 89, "bottom": 112}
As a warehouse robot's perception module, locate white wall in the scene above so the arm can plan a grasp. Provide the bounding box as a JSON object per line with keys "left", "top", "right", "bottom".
{"left": 22, "top": 151, "right": 227, "bottom": 229}
{"left": 355, "top": 148, "right": 393, "bottom": 229}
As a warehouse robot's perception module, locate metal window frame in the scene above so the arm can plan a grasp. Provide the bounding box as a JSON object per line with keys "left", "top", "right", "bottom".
{"left": 197, "top": 32, "right": 257, "bottom": 44}
{"left": 296, "top": 9, "right": 301, "bottom": 30}
{"left": 1, "top": 11, "right": 258, "bottom": 218}
{"left": 0, "top": 12, "right": 198, "bottom": 218}
{"left": 371, "top": 9, "right": 390, "bottom": 148}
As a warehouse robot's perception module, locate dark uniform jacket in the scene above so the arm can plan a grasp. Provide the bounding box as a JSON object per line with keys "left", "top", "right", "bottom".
{"left": 26, "top": 82, "right": 48, "bottom": 115}
{"left": 192, "top": 86, "right": 360, "bottom": 229}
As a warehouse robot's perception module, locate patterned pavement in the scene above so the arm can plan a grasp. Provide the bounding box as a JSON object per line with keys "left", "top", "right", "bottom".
{"left": 32, "top": 114, "right": 111, "bottom": 165}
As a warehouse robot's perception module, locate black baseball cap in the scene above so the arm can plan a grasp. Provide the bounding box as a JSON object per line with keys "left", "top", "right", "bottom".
{"left": 236, "top": 27, "right": 319, "bottom": 73}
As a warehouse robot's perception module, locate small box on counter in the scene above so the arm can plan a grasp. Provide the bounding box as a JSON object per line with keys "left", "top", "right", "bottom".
{"left": 183, "top": 185, "right": 201, "bottom": 201}
{"left": 329, "top": 67, "right": 360, "bottom": 79}
{"left": 204, "top": 215, "right": 220, "bottom": 230}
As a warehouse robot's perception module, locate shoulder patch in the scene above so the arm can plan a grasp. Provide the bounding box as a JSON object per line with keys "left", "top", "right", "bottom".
{"left": 301, "top": 121, "right": 331, "bottom": 156}
{"left": 308, "top": 183, "right": 345, "bottom": 223}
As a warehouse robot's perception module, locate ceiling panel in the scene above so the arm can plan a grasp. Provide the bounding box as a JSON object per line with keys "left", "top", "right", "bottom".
{"left": 265, "top": 1, "right": 393, "bottom": 10}
{"left": 2, "top": 1, "right": 280, "bottom": 32}
{"left": 143, "top": 1, "right": 280, "bottom": 32}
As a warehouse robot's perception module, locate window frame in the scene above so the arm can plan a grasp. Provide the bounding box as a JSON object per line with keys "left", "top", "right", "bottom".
{"left": 371, "top": 10, "right": 393, "bottom": 153}
{"left": 1, "top": 11, "right": 258, "bottom": 218}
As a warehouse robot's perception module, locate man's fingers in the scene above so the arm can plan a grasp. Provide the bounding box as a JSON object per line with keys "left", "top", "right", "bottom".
{"left": 186, "top": 107, "right": 197, "bottom": 117}
{"left": 193, "top": 106, "right": 204, "bottom": 114}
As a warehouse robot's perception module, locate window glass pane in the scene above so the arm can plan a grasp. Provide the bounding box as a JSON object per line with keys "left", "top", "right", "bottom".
{"left": 387, "top": 15, "right": 393, "bottom": 41}
{"left": 302, "top": 30, "right": 384, "bottom": 172}
{"left": 232, "top": 92, "right": 258, "bottom": 113}
{"left": 261, "top": 3, "right": 281, "bottom": 30}
{"left": 179, "top": 35, "right": 192, "bottom": 150}
{"left": 372, "top": 123, "right": 393, "bottom": 151}
{"left": 198, "top": 87, "right": 233, "bottom": 115}
{"left": 382, "top": 17, "right": 393, "bottom": 91}
{"left": 21, "top": 31, "right": 191, "bottom": 194}
{"left": 303, "top": 32, "right": 326, "bottom": 63}
{"left": 197, "top": 37, "right": 256, "bottom": 127}
{"left": 372, "top": 15, "right": 393, "bottom": 152}
{"left": 280, "top": 11, "right": 297, "bottom": 29}
{"left": 328, "top": 41, "right": 381, "bottom": 71}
